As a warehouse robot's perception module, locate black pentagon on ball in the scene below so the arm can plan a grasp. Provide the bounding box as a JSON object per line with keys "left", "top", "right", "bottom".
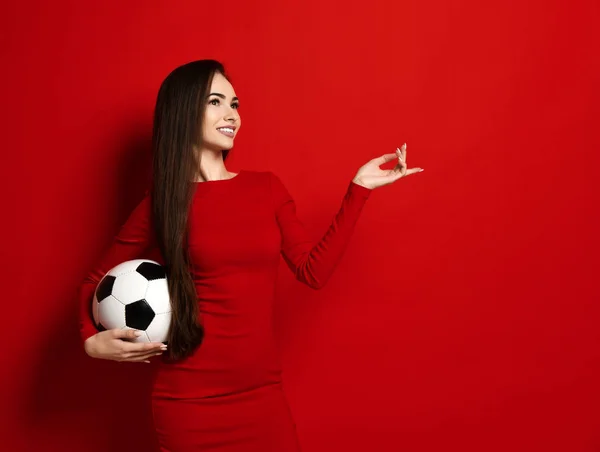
{"left": 95, "top": 275, "right": 116, "bottom": 302}
{"left": 136, "top": 262, "right": 166, "bottom": 281}
{"left": 125, "top": 299, "right": 156, "bottom": 330}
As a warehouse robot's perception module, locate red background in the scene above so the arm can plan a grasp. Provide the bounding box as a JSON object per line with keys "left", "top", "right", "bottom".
{"left": 2, "top": 1, "right": 599, "bottom": 451}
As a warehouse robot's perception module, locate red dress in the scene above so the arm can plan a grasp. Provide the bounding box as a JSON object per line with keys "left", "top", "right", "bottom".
{"left": 78, "top": 170, "right": 372, "bottom": 451}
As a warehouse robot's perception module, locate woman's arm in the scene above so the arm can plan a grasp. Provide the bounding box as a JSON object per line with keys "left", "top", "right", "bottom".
{"left": 269, "top": 171, "right": 371, "bottom": 289}
{"left": 78, "top": 190, "right": 160, "bottom": 344}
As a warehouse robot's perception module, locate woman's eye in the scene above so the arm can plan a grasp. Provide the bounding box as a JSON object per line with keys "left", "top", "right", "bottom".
{"left": 209, "top": 98, "right": 239, "bottom": 109}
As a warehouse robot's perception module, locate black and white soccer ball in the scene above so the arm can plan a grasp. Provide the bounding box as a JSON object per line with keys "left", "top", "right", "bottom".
{"left": 92, "top": 259, "right": 171, "bottom": 343}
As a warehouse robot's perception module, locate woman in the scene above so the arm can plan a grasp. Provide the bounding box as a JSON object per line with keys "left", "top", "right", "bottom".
{"left": 78, "top": 59, "right": 423, "bottom": 451}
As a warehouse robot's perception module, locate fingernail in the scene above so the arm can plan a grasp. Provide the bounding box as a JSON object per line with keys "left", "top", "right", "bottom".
{"left": 134, "top": 331, "right": 143, "bottom": 337}
{"left": 419, "top": 169, "right": 424, "bottom": 172}
{"left": 144, "top": 360, "right": 150, "bottom": 364}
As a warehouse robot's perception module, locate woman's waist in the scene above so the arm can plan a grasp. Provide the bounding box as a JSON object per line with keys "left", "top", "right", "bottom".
{"left": 151, "top": 357, "right": 283, "bottom": 399}
{"left": 151, "top": 334, "right": 283, "bottom": 398}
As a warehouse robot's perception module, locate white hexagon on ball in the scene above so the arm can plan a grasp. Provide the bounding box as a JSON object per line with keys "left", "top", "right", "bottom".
{"left": 147, "top": 312, "right": 172, "bottom": 343}
{"left": 145, "top": 279, "right": 171, "bottom": 314}
{"left": 97, "top": 295, "right": 126, "bottom": 329}
{"left": 111, "top": 271, "right": 149, "bottom": 305}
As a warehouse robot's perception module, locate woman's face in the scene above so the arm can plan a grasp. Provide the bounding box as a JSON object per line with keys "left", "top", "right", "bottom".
{"left": 201, "top": 72, "right": 241, "bottom": 151}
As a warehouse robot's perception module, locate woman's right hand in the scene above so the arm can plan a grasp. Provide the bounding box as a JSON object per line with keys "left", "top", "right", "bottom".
{"left": 84, "top": 328, "right": 167, "bottom": 363}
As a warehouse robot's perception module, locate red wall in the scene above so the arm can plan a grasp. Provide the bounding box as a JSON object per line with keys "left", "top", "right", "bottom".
{"left": 2, "top": 1, "right": 599, "bottom": 451}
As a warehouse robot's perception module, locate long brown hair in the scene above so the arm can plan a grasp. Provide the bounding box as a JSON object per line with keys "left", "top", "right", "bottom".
{"left": 150, "top": 59, "right": 232, "bottom": 361}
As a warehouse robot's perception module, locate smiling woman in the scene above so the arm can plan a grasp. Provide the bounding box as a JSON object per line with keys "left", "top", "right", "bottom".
{"left": 77, "top": 57, "right": 419, "bottom": 451}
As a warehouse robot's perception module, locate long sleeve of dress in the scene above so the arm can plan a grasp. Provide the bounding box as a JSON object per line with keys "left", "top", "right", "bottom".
{"left": 268, "top": 171, "right": 372, "bottom": 290}
{"left": 77, "top": 191, "right": 159, "bottom": 344}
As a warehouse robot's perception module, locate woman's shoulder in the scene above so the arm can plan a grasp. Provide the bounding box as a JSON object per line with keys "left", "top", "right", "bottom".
{"left": 239, "top": 170, "right": 288, "bottom": 198}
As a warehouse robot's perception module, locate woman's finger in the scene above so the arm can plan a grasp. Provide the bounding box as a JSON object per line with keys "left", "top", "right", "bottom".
{"left": 120, "top": 344, "right": 166, "bottom": 358}
{"left": 395, "top": 144, "right": 407, "bottom": 177}
{"left": 129, "top": 351, "right": 164, "bottom": 363}
{"left": 389, "top": 167, "right": 424, "bottom": 183}
{"left": 404, "top": 167, "right": 424, "bottom": 177}
{"left": 121, "top": 350, "right": 164, "bottom": 362}
{"left": 122, "top": 348, "right": 165, "bottom": 359}
{"left": 396, "top": 144, "right": 406, "bottom": 162}
{"left": 120, "top": 340, "right": 165, "bottom": 354}
{"left": 390, "top": 162, "right": 402, "bottom": 176}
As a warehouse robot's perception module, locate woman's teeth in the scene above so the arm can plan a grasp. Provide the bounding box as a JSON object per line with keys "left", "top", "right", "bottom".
{"left": 218, "top": 128, "right": 234, "bottom": 137}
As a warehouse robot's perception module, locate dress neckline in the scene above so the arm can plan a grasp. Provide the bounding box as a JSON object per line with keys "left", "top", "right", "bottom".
{"left": 193, "top": 169, "right": 245, "bottom": 185}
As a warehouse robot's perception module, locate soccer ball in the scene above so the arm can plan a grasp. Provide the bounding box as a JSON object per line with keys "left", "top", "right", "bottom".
{"left": 92, "top": 259, "right": 171, "bottom": 343}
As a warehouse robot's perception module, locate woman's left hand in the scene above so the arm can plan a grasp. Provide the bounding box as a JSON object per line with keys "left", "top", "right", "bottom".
{"left": 352, "top": 143, "right": 424, "bottom": 190}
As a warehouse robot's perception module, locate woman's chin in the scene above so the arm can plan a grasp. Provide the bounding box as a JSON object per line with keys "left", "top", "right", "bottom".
{"left": 221, "top": 138, "right": 235, "bottom": 149}
{"left": 204, "top": 139, "right": 234, "bottom": 152}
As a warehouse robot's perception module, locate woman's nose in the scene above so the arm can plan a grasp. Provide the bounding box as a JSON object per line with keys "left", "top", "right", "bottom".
{"left": 224, "top": 109, "right": 239, "bottom": 122}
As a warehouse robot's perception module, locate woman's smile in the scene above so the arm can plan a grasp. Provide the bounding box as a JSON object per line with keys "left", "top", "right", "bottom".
{"left": 217, "top": 127, "right": 235, "bottom": 137}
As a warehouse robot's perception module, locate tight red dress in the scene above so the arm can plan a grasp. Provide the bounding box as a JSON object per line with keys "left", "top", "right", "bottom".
{"left": 78, "top": 170, "right": 372, "bottom": 451}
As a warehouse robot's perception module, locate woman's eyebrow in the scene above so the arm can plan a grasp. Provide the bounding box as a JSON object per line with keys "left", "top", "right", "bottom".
{"left": 208, "top": 92, "right": 239, "bottom": 102}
